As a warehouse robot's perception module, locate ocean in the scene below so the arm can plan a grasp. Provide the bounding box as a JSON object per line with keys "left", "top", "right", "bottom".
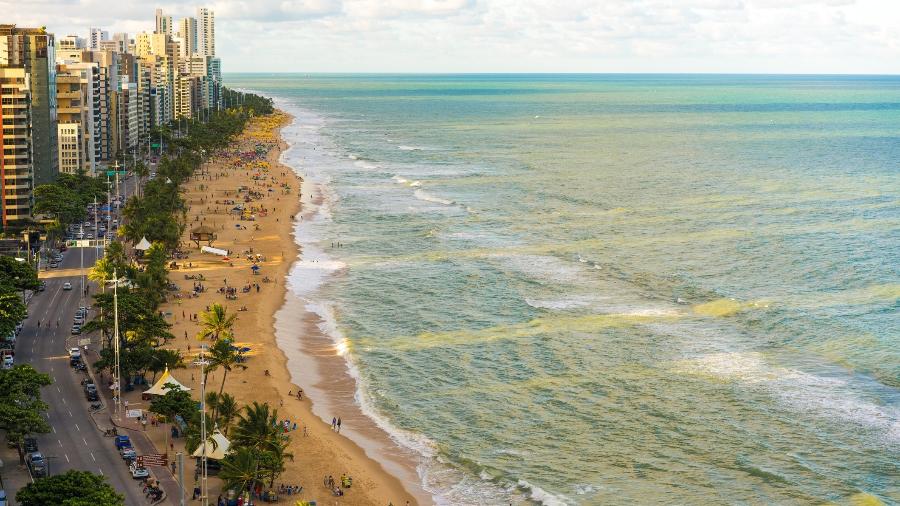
{"left": 226, "top": 74, "right": 899, "bottom": 505}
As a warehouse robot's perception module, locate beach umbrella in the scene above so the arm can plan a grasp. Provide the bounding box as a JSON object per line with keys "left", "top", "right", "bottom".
{"left": 251, "top": 265, "right": 260, "bottom": 271}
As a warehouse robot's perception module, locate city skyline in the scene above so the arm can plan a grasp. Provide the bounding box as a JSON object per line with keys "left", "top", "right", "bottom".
{"left": 5, "top": 0, "right": 900, "bottom": 74}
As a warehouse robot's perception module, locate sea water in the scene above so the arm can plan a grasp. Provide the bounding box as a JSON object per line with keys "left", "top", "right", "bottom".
{"left": 227, "top": 74, "right": 899, "bottom": 505}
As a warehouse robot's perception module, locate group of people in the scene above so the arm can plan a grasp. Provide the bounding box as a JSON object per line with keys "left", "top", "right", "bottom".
{"left": 277, "top": 483, "right": 303, "bottom": 495}
{"left": 323, "top": 473, "right": 353, "bottom": 496}
{"left": 331, "top": 416, "right": 342, "bottom": 432}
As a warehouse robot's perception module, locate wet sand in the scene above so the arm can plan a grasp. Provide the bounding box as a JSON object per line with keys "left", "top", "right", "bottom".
{"left": 147, "top": 110, "right": 420, "bottom": 505}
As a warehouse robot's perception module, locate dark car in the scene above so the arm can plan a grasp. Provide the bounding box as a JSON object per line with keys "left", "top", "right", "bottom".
{"left": 27, "top": 452, "right": 46, "bottom": 477}
{"left": 23, "top": 437, "right": 37, "bottom": 453}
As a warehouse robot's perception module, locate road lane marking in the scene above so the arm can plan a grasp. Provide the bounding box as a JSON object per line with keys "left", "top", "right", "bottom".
{"left": 82, "top": 437, "right": 88, "bottom": 446}
{"left": 58, "top": 439, "right": 62, "bottom": 447}
{"left": 98, "top": 466, "right": 103, "bottom": 475}
{"left": 52, "top": 425, "right": 57, "bottom": 434}
{"left": 67, "top": 409, "right": 73, "bottom": 417}
{"left": 61, "top": 397, "right": 66, "bottom": 404}
{"left": 75, "top": 423, "right": 80, "bottom": 432}
{"left": 90, "top": 452, "right": 96, "bottom": 462}
{"left": 65, "top": 453, "right": 70, "bottom": 463}
{"left": 56, "top": 386, "right": 61, "bottom": 393}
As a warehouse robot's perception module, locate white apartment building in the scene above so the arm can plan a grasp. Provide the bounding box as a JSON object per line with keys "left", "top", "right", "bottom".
{"left": 197, "top": 8, "right": 214, "bottom": 57}
{"left": 88, "top": 27, "right": 108, "bottom": 49}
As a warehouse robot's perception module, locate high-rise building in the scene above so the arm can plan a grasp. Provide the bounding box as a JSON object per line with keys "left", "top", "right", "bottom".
{"left": 0, "top": 25, "right": 58, "bottom": 188}
{"left": 155, "top": 9, "right": 173, "bottom": 37}
{"left": 55, "top": 66, "right": 84, "bottom": 174}
{"left": 58, "top": 35, "right": 86, "bottom": 51}
{"left": 88, "top": 27, "right": 108, "bottom": 50}
{"left": 0, "top": 66, "right": 33, "bottom": 226}
{"left": 197, "top": 8, "right": 214, "bottom": 57}
{"left": 177, "top": 17, "right": 197, "bottom": 58}
{"left": 112, "top": 33, "right": 129, "bottom": 54}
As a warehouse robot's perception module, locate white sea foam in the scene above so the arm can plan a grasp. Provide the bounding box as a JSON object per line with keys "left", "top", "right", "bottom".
{"left": 398, "top": 145, "right": 422, "bottom": 151}
{"left": 675, "top": 352, "right": 900, "bottom": 444}
{"left": 517, "top": 479, "right": 573, "bottom": 506}
{"left": 354, "top": 160, "right": 380, "bottom": 170}
{"left": 271, "top": 99, "right": 533, "bottom": 505}
{"left": 414, "top": 189, "right": 455, "bottom": 206}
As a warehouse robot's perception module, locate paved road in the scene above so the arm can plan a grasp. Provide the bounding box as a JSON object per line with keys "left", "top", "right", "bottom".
{"left": 10, "top": 248, "right": 155, "bottom": 505}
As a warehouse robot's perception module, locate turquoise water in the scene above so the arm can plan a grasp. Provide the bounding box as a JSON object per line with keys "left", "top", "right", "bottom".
{"left": 228, "top": 74, "right": 899, "bottom": 505}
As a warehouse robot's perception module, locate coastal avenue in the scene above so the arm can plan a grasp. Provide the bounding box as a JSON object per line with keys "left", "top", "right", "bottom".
{"left": 13, "top": 248, "right": 154, "bottom": 504}
{"left": 6, "top": 173, "right": 174, "bottom": 504}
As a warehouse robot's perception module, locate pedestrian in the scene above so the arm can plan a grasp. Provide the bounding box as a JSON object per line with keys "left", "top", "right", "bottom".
{"left": 337, "top": 417, "right": 342, "bottom": 432}
{"left": 193, "top": 485, "right": 200, "bottom": 499}
{"left": 332, "top": 417, "right": 336, "bottom": 430}
{"left": 303, "top": 425, "right": 308, "bottom": 437}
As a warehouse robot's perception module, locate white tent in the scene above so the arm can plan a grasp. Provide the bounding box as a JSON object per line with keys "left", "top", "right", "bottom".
{"left": 144, "top": 367, "right": 191, "bottom": 396}
{"left": 192, "top": 429, "right": 231, "bottom": 460}
{"left": 135, "top": 237, "right": 152, "bottom": 251}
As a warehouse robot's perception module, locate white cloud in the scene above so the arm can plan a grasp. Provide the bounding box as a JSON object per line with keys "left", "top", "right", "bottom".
{"left": 5, "top": 0, "right": 900, "bottom": 73}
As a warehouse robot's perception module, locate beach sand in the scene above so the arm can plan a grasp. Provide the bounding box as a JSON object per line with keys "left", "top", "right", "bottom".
{"left": 143, "top": 110, "right": 419, "bottom": 506}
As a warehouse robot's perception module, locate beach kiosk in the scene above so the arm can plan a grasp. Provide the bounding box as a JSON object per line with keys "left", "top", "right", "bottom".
{"left": 142, "top": 366, "right": 191, "bottom": 401}
{"left": 134, "top": 236, "right": 152, "bottom": 252}
{"left": 190, "top": 225, "right": 218, "bottom": 248}
{"left": 192, "top": 429, "right": 231, "bottom": 461}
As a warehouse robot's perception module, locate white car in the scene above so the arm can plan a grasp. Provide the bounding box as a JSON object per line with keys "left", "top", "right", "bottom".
{"left": 130, "top": 463, "right": 149, "bottom": 479}
{"left": 63, "top": 282, "right": 72, "bottom": 290}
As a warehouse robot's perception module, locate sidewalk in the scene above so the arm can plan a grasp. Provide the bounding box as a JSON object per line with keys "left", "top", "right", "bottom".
{"left": 87, "top": 348, "right": 183, "bottom": 506}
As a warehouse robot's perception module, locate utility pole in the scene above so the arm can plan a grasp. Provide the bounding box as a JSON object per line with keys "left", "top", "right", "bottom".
{"left": 193, "top": 346, "right": 210, "bottom": 506}
{"left": 177, "top": 451, "right": 185, "bottom": 506}
{"left": 110, "top": 269, "right": 122, "bottom": 422}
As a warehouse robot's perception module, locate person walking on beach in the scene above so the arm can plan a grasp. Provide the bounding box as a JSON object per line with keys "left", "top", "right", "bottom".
{"left": 331, "top": 417, "right": 336, "bottom": 430}
{"left": 337, "top": 417, "right": 342, "bottom": 433}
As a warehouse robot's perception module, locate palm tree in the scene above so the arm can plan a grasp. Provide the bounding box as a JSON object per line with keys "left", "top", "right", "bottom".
{"left": 209, "top": 339, "right": 247, "bottom": 399}
{"left": 216, "top": 393, "right": 239, "bottom": 436}
{"left": 206, "top": 392, "right": 239, "bottom": 436}
{"left": 260, "top": 439, "right": 293, "bottom": 487}
{"left": 232, "top": 402, "right": 282, "bottom": 454}
{"left": 218, "top": 447, "right": 260, "bottom": 495}
{"left": 196, "top": 303, "right": 237, "bottom": 342}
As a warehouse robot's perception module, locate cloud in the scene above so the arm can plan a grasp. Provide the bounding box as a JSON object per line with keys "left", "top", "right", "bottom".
{"left": 5, "top": 0, "right": 900, "bottom": 73}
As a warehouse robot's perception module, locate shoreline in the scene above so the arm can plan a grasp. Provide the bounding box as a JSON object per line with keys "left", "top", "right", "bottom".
{"left": 152, "top": 109, "right": 420, "bottom": 505}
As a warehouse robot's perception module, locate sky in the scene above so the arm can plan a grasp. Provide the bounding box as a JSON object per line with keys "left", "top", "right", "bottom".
{"left": 6, "top": 0, "right": 900, "bottom": 74}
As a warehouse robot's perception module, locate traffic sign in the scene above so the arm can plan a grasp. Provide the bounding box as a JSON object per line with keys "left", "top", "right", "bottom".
{"left": 151, "top": 143, "right": 160, "bottom": 148}
{"left": 137, "top": 454, "right": 168, "bottom": 466}
{"left": 106, "top": 170, "right": 127, "bottom": 176}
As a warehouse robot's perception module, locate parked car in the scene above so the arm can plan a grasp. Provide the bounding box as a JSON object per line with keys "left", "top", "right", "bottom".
{"left": 114, "top": 435, "right": 132, "bottom": 450}
{"left": 2, "top": 355, "right": 13, "bottom": 369}
{"left": 63, "top": 282, "right": 72, "bottom": 290}
{"left": 84, "top": 383, "right": 98, "bottom": 400}
{"left": 27, "top": 452, "right": 46, "bottom": 477}
{"left": 71, "top": 325, "right": 81, "bottom": 335}
{"left": 130, "top": 462, "right": 149, "bottom": 479}
{"left": 23, "top": 437, "right": 38, "bottom": 453}
{"left": 38, "top": 281, "right": 46, "bottom": 292}
{"left": 120, "top": 447, "right": 137, "bottom": 461}
{"left": 0, "top": 488, "right": 7, "bottom": 506}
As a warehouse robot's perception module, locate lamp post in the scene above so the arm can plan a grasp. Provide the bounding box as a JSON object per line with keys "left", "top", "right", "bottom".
{"left": 193, "top": 345, "right": 210, "bottom": 506}
{"left": 107, "top": 269, "right": 123, "bottom": 421}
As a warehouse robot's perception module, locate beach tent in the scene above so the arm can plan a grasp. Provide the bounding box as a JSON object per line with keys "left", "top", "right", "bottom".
{"left": 134, "top": 237, "right": 152, "bottom": 251}
{"left": 202, "top": 245, "right": 228, "bottom": 257}
{"left": 192, "top": 429, "right": 231, "bottom": 460}
{"left": 144, "top": 367, "right": 191, "bottom": 396}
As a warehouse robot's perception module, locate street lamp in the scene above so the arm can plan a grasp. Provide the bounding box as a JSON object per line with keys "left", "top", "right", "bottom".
{"left": 192, "top": 346, "right": 210, "bottom": 506}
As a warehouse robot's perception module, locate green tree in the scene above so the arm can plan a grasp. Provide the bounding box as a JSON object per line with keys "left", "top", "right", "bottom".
{"left": 0, "top": 290, "right": 27, "bottom": 338}
{"left": 232, "top": 402, "right": 283, "bottom": 455}
{"left": 32, "top": 184, "right": 85, "bottom": 231}
{"left": 218, "top": 447, "right": 261, "bottom": 494}
{"left": 0, "top": 255, "right": 40, "bottom": 291}
{"left": 196, "top": 303, "right": 237, "bottom": 342}
{"left": 16, "top": 470, "right": 124, "bottom": 506}
{"left": 135, "top": 242, "right": 169, "bottom": 306}
{"left": 206, "top": 392, "right": 239, "bottom": 436}
{"left": 0, "top": 365, "right": 52, "bottom": 462}
{"left": 149, "top": 385, "right": 197, "bottom": 424}
{"left": 209, "top": 338, "right": 247, "bottom": 400}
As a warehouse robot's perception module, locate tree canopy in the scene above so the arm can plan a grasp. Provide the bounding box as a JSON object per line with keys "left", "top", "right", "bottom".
{"left": 16, "top": 470, "right": 124, "bottom": 506}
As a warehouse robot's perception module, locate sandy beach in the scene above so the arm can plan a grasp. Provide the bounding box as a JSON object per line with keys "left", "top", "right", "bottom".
{"left": 142, "top": 110, "right": 418, "bottom": 506}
